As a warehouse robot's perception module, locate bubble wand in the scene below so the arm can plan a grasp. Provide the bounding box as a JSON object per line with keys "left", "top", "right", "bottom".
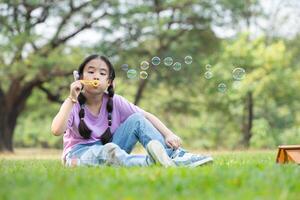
{"left": 73, "top": 70, "right": 100, "bottom": 87}
{"left": 79, "top": 80, "right": 100, "bottom": 87}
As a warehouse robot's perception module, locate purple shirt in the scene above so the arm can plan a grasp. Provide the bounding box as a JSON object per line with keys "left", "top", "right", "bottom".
{"left": 62, "top": 94, "right": 144, "bottom": 161}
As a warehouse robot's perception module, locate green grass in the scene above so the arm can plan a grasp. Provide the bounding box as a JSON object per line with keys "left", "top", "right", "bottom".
{"left": 0, "top": 151, "right": 299, "bottom": 200}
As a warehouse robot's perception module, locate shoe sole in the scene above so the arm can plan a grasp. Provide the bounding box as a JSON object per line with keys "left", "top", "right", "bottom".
{"left": 103, "top": 143, "right": 122, "bottom": 166}
{"left": 146, "top": 140, "right": 175, "bottom": 167}
{"left": 189, "top": 157, "right": 213, "bottom": 167}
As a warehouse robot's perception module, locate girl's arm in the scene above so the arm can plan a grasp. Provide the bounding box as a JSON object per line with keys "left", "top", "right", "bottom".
{"left": 143, "top": 111, "right": 182, "bottom": 149}
{"left": 51, "top": 98, "right": 75, "bottom": 136}
{"left": 51, "top": 80, "right": 82, "bottom": 136}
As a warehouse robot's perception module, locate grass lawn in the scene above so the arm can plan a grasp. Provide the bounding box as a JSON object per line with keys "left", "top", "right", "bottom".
{"left": 0, "top": 149, "right": 299, "bottom": 200}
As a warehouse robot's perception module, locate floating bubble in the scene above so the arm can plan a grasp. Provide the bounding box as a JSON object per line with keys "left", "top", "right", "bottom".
{"left": 140, "top": 71, "right": 148, "bottom": 79}
{"left": 205, "top": 64, "right": 212, "bottom": 70}
{"left": 163, "top": 57, "right": 173, "bottom": 66}
{"left": 127, "top": 69, "right": 137, "bottom": 79}
{"left": 121, "top": 64, "right": 129, "bottom": 71}
{"left": 184, "top": 56, "right": 193, "bottom": 64}
{"left": 140, "top": 61, "right": 150, "bottom": 70}
{"left": 73, "top": 70, "right": 79, "bottom": 81}
{"left": 232, "top": 67, "right": 246, "bottom": 81}
{"left": 172, "top": 62, "right": 182, "bottom": 71}
{"left": 232, "top": 81, "right": 242, "bottom": 90}
{"left": 151, "top": 56, "right": 161, "bottom": 65}
{"left": 218, "top": 83, "right": 227, "bottom": 93}
{"left": 204, "top": 71, "right": 213, "bottom": 79}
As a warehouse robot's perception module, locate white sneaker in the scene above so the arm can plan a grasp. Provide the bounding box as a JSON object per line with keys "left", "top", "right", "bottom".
{"left": 103, "top": 143, "right": 122, "bottom": 166}
{"left": 171, "top": 149, "right": 213, "bottom": 167}
{"left": 146, "top": 140, "right": 175, "bottom": 167}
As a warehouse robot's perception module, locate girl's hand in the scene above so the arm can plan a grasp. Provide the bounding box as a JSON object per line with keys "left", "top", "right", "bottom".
{"left": 69, "top": 80, "right": 83, "bottom": 99}
{"left": 165, "top": 133, "right": 182, "bottom": 149}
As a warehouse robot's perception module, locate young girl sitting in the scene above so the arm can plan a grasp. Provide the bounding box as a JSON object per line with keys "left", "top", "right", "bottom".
{"left": 51, "top": 54, "right": 213, "bottom": 167}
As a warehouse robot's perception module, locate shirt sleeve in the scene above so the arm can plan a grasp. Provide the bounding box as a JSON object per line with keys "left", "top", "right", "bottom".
{"left": 114, "top": 94, "right": 145, "bottom": 123}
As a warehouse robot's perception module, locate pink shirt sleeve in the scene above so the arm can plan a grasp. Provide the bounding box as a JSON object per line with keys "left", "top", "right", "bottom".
{"left": 114, "top": 94, "right": 144, "bottom": 123}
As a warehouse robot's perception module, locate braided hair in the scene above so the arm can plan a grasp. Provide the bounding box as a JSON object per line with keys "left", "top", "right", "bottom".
{"left": 77, "top": 54, "right": 115, "bottom": 140}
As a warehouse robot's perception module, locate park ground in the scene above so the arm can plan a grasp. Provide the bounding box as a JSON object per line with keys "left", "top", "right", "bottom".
{"left": 0, "top": 148, "right": 299, "bottom": 200}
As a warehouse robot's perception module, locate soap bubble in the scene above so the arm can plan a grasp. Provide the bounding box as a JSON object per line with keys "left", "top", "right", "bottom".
{"left": 121, "top": 64, "right": 129, "bottom": 71}
{"left": 151, "top": 56, "right": 161, "bottom": 65}
{"left": 205, "top": 64, "right": 212, "bottom": 70}
{"left": 127, "top": 69, "right": 137, "bottom": 79}
{"left": 172, "top": 62, "right": 182, "bottom": 71}
{"left": 140, "top": 61, "right": 150, "bottom": 70}
{"left": 184, "top": 56, "right": 193, "bottom": 64}
{"left": 232, "top": 67, "right": 246, "bottom": 81}
{"left": 204, "top": 71, "right": 213, "bottom": 79}
{"left": 232, "top": 81, "right": 242, "bottom": 90}
{"left": 218, "top": 83, "right": 227, "bottom": 93}
{"left": 140, "top": 71, "right": 148, "bottom": 79}
{"left": 163, "top": 57, "right": 173, "bottom": 66}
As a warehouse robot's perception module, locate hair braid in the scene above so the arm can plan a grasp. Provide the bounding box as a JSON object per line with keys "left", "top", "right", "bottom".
{"left": 106, "top": 85, "right": 114, "bottom": 127}
{"left": 77, "top": 93, "right": 92, "bottom": 139}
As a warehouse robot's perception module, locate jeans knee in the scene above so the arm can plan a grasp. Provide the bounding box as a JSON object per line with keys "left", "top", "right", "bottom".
{"left": 126, "top": 112, "right": 145, "bottom": 124}
{"left": 103, "top": 143, "right": 123, "bottom": 166}
{"left": 103, "top": 143, "right": 119, "bottom": 151}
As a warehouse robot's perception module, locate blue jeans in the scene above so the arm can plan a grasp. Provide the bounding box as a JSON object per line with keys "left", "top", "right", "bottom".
{"left": 65, "top": 113, "right": 176, "bottom": 167}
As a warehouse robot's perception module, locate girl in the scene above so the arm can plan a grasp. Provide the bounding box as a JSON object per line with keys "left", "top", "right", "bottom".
{"left": 51, "top": 54, "right": 213, "bottom": 167}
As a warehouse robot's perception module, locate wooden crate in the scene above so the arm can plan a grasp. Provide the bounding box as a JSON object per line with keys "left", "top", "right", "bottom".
{"left": 276, "top": 145, "right": 300, "bottom": 164}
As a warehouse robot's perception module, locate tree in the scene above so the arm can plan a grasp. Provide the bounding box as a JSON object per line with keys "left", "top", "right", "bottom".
{"left": 0, "top": 0, "right": 117, "bottom": 151}
{"left": 214, "top": 0, "right": 262, "bottom": 147}
{"left": 91, "top": 0, "right": 227, "bottom": 105}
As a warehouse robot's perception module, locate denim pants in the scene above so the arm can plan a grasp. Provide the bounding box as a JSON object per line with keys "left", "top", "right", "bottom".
{"left": 65, "top": 113, "right": 176, "bottom": 167}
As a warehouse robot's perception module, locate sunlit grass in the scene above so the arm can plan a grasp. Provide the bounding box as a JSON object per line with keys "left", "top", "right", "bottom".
{"left": 1, "top": 150, "right": 299, "bottom": 200}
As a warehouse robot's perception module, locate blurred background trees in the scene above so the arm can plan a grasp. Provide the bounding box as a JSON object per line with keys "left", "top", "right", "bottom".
{"left": 0, "top": 0, "right": 299, "bottom": 152}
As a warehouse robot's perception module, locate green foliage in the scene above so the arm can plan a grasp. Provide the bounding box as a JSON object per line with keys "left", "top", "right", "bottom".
{"left": 250, "top": 119, "right": 275, "bottom": 148}
{"left": 13, "top": 32, "right": 300, "bottom": 150}
{"left": 1, "top": 0, "right": 299, "bottom": 149}
{"left": 14, "top": 88, "right": 62, "bottom": 148}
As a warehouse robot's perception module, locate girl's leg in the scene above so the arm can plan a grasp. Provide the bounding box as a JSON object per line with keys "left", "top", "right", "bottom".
{"left": 65, "top": 142, "right": 150, "bottom": 167}
{"left": 112, "top": 113, "right": 175, "bottom": 156}
{"left": 112, "top": 113, "right": 213, "bottom": 167}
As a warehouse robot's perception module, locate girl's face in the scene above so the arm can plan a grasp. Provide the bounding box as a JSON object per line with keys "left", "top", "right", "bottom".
{"left": 82, "top": 58, "right": 111, "bottom": 95}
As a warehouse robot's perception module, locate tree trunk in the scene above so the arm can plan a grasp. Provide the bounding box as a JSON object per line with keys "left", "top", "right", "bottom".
{"left": 0, "top": 124, "right": 15, "bottom": 152}
{"left": 0, "top": 104, "right": 19, "bottom": 152}
{"left": 241, "top": 91, "right": 254, "bottom": 148}
{"left": 0, "top": 89, "right": 6, "bottom": 151}
{"left": 134, "top": 78, "right": 149, "bottom": 105}
{"left": 0, "top": 80, "right": 37, "bottom": 152}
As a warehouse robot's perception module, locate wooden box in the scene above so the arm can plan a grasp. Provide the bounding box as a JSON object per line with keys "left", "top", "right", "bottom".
{"left": 276, "top": 145, "right": 300, "bottom": 164}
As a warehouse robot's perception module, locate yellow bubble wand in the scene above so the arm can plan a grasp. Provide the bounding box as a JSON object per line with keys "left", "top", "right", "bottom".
{"left": 73, "top": 70, "right": 100, "bottom": 87}
{"left": 79, "top": 80, "right": 100, "bottom": 87}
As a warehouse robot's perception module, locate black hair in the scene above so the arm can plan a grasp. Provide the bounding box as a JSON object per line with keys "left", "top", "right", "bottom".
{"left": 77, "top": 54, "right": 115, "bottom": 139}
